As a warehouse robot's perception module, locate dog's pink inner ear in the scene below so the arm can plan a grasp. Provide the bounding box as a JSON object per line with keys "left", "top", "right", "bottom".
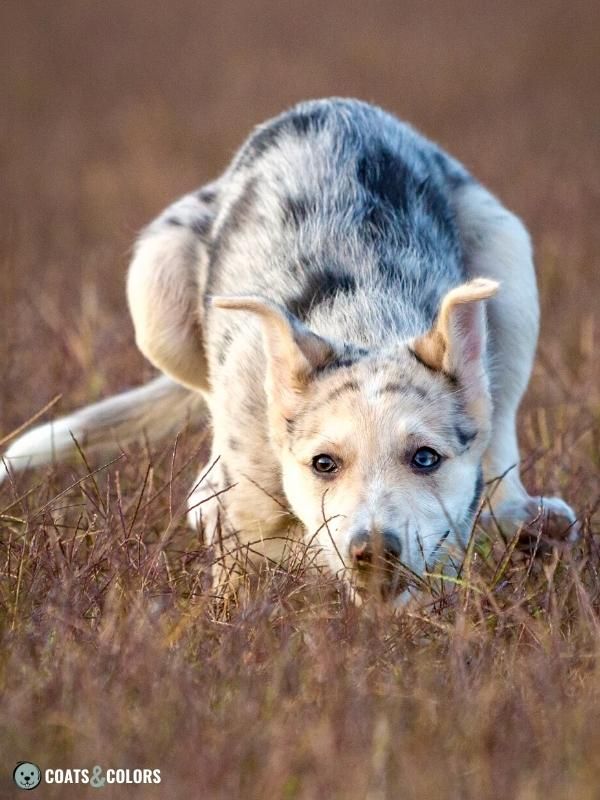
{"left": 212, "top": 295, "right": 334, "bottom": 417}
{"left": 411, "top": 278, "right": 499, "bottom": 384}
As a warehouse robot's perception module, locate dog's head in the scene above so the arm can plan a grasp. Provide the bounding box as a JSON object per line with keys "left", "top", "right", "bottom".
{"left": 213, "top": 278, "right": 498, "bottom": 600}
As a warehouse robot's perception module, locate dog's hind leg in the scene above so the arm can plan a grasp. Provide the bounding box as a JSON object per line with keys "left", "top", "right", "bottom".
{"left": 454, "top": 181, "right": 578, "bottom": 541}
{"left": 1, "top": 185, "right": 220, "bottom": 483}
{"left": 127, "top": 184, "right": 220, "bottom": 393}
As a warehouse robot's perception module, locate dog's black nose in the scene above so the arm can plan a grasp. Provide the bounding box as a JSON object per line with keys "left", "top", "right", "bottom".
{"left": 349, "top": 530, "right": 402, "bottom": 566}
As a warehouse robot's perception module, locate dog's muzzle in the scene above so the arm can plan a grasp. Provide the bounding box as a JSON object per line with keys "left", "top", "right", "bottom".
{"left": 348, "top": 530, "right": 407, "bottom": 598}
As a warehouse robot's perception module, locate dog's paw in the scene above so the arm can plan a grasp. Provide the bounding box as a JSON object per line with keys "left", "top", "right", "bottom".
{"left": 187, "top": 476, "right": 224, "bottom": 538}
{"left": 480, "top": 495, "right": 579, "bottom": 544}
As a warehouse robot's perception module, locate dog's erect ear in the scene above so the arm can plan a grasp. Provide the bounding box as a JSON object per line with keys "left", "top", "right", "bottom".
{"left": 411, "top": 278, "right": 499, "bottom": 393}
{"left": 212, "top": 295, "right": 335, "bottom": 419}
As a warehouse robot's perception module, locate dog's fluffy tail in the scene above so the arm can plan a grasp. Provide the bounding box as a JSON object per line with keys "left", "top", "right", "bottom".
{"left": 0, "top": 376, "right": 206, "bottom": 484}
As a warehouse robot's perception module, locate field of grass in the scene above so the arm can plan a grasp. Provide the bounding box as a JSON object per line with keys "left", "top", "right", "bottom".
{"left": 1, "top": 1, "right": 599, "bottom": 797}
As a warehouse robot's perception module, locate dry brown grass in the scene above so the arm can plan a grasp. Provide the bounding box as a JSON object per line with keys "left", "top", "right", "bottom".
{"left": 1, "top": 1, "right": 599, "bottom": 797}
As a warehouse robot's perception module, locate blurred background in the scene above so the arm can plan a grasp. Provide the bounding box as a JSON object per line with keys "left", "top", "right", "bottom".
{"left": 1, "top": 6, "right": 599, "bottom": 795}
{"left": 1, "top": 0, "right": 598, "bottom": 499}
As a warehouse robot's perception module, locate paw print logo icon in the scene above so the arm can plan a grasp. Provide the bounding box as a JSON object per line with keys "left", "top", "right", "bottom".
{"left": 13, "top": 762, "right": 42, "bottom": 790}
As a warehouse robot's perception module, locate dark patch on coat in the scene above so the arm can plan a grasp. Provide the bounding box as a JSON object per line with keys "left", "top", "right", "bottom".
{"left": 455, "top": 424, "right": 478, "bottom": 450}
{"left": 235, "top": 107, "right": 327, "bottom": 170}
{"left": 313, "top": 354, "right": 361, "bottom": 376}
{"left": 216, "top": 330, "right": 233, "bottom": 366}
{"left": 287, "top": 269, "right": 357, "bottom": 321}
{"left": 333, "top": 345, "right": 368, "bottom": 369}
{"left": 190, "top": 215, "right": 212, "bottom": 239}
{"left": 415, "top": 174, "right": 458, "bottom": 231}
{"left": 292, "top": 253, "right": 317, "bottom": 277}
{"left": 356, "top": 145, "right": 457, "bottom": 232}
{"left": 238, "top": 117, "right": 290, "bottom": 167}
{"left": 378, "top": 382, "right": 405, "bottom": 394}
{"left": 167, "top": 213, "right": 211, "bottom": 241}
{"left": 325, "top": 380, "right": 360, "bottom": 403}
{"left": 467, "top": 467, "right": 484, "bottom": 519}
{"left": 221, "top": 464, "right": 232, "bottom": 487}
{"left": 228, "top": 437, "right": 240, "bottom": 452}
{"left": 360, "top": 204, "right": 408, "bottom": 250}
{"left": 431, "top": 151, "right": 450, "bottom": 177}
{"left": 376, "top": 381, "right": 427, "bottom": 399}
{"left": 288, "top": 107, "right": 327, "bottom": 136}
{"left": 206, "top": 178, "right": 260, "bottom": 303}
{"left": 283, "top": 194, "right": 316, "bottom": 228}
{"left": 240, "top": 394, "right": 259, "bottom": 420}
{"left": 210, "top": 177, "right": 259, "bottom": 265}
{"left": 430, "top": 150, "right": 472, "bottom": 191}
{"left": 418, "top": 289, "right": 444, "bottom": 327}
{"left": 357, "top": 146, "right": 416, "bottom": 219}
{"left": 357, "top": 144, "right": 462, "bottom": 275}
{"left": 197, "top": 186, "right": 217, "bottom": 204}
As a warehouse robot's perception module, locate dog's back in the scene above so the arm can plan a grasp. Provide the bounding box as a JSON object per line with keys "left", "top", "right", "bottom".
{"left": 206, "top": 98, "right": 469, "bottom": 359}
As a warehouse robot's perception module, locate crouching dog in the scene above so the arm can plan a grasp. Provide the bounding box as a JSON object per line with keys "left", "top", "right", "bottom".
{"left": 0, "top": 98, "right": 578, "bottom": 603}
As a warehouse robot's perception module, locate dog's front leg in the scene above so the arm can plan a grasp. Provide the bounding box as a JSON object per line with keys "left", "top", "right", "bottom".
{"left": 187, "top": 455, "right": 297, "bottom": 606}
{"left": 453, "top": 182, "right": 578, "bottom": 542}
{"left": 481, "top": 413, "right": 579, "bottom": 544}
{"left": 187, "top": 456, "right": 245, "bottom": 603}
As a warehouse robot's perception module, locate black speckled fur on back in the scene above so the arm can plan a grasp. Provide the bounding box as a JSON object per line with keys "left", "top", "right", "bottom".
{"left": 205, "top": 99, "right": 472, "bottom": 353}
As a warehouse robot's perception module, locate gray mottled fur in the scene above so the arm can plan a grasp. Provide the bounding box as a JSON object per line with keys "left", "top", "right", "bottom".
{"left": 206, "top": 99, "right": 468, "bottom": 348}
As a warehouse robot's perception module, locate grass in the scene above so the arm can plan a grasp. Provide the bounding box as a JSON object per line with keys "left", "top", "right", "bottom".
{"left": 1, "top": 0, "right": 599, "bottom": 797}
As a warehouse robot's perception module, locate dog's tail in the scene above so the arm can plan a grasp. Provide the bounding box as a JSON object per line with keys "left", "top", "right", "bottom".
{"left": 0, "top": 376, "right": 206, "bottom": 484}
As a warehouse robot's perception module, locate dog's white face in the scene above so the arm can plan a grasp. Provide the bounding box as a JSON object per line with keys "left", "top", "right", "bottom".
{"left": 278, "top": 352, "right": 487, "bottom": 593}
{"left": 214, "top": 278, "right": 497, "bottom": 599}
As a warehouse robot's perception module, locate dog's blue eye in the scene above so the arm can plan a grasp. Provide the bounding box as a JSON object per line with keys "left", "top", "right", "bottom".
{"left": 312, "top": 454, "right": 338, "bottom": 474}
{"left": 411, "top": 447, "right": 441, "bottom": 470}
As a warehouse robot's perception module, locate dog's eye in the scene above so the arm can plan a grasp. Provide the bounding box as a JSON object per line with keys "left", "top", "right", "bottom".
{"left": 312, "top": 454, "right": 338, "bottom": 474}
{"left": 411, "top": 447, "right": 441, "bottom": 470}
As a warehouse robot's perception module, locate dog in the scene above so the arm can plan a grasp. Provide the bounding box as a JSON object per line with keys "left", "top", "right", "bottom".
{"left": 0, "top": 98, "right": 578, "bottom": 601}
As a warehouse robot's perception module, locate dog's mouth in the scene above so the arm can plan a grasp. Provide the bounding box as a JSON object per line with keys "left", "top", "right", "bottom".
{"left": 351, "top": 560, "right": 413, "bottom": 600}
